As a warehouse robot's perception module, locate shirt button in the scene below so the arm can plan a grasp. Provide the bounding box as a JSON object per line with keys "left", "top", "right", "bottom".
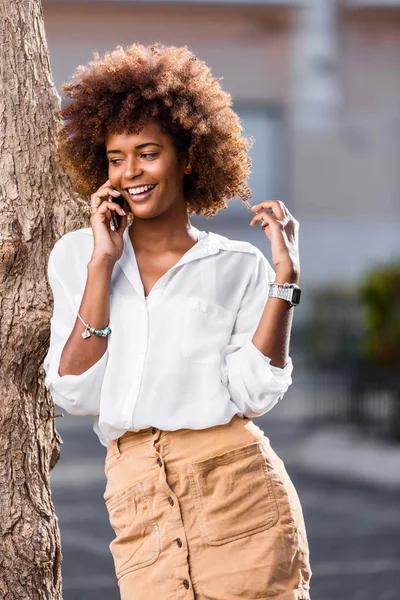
{"left": 183, "top": 579, "right": 190, "bottom": 589}
{"left": 168, "top": 496, "right": 174, "bottom": 506}
{"left": 157, "top": 457, "right": 163, "bottom": 467}
{"left": 124, "top": 422, "right": 130, "bottom": 428}
{"left": 152, "top": 427, "right": 157, "bottom": 434}
{"left": 177, "top": 538, "right": 183, "bottom": 548}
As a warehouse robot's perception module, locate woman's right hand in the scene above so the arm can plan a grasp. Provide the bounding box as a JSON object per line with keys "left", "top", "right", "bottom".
{"left": 89, "top": 180, "right": 128, "bottom": 264}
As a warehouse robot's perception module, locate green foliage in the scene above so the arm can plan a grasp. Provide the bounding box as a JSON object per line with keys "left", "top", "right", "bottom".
{"left": 358, "top": 260, "right": 400, "bottom": 365}
{"left": 305, "top": 260, "right": 400, "bottom": 368}
{"left": 305, "top": 285, "right": 364, "bottom": 367}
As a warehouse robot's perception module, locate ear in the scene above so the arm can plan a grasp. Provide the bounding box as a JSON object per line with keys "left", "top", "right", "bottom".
{"left": 179, "top": 149, "right": 189, "bottom": 168}
{"left": 183, "top": 153, "right": 192, "bottom": 174}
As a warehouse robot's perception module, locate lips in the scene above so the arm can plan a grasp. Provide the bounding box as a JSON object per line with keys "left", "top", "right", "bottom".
{"left": 126, "top": 185, "right": 157, "bottom": 202}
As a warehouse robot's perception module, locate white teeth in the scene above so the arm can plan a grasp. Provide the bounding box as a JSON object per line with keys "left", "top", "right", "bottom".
{"left": 128, "top": 184, "right": 156, "bottom": 195}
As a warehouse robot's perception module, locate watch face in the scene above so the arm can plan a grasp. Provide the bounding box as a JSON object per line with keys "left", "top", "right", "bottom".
{"left": 292, "top": 288, "right": 301, "bottom": 304}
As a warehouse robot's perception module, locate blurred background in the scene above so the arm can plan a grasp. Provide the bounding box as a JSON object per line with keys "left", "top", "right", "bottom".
{"left": 42, "top": 1, "right": 400, "bottom": 598}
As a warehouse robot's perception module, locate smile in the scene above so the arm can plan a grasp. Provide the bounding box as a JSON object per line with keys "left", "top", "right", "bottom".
{"left": 127, "top": 184, "right": 157, "bottom": 195}
{"left": 126, "top": 184, "right": 157, "bottom": 202}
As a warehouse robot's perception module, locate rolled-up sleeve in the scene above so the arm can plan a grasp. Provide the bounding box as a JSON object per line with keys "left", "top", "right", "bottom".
{"left": 43, "top": 250, "right": 109, "bottom": 416}
{"left": 220, "top": 250, "right": 293, "bottom": 418}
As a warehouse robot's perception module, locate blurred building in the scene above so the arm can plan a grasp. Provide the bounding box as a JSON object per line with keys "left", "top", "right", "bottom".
{"left": 43, "top": 0, "right": 400, "bottom": 318}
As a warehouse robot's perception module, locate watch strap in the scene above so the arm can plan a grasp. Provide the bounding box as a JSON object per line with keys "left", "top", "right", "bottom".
{"left": 268, "top": 282, "right": 301, "bottom": 307}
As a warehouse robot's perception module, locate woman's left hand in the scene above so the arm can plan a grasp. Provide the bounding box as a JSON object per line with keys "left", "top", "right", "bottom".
{"left": 249, "top": 200, "right": 300, "bottom": 274}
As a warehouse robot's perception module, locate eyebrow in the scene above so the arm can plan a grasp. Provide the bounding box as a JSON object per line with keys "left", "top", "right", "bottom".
{"left": 106, "top": 142, "right": 162, "bottom": 155}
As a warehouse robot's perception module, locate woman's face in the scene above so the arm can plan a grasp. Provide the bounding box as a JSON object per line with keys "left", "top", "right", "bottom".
{"left": 106, "top": 120, "right": 187, "bottom": 220}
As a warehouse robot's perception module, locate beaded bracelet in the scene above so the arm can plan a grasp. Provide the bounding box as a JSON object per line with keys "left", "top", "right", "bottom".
{"left": 77, "top": 313, "right": 112, "bottom": 339}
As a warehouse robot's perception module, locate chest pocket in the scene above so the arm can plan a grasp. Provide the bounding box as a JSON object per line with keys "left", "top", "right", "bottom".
{"left": 180, "top": 296, "right": 236, "bottom": 364}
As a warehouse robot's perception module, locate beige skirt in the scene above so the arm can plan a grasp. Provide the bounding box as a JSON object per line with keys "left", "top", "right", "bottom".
{"left": 103, "top": 414, "right": 312, "bottom": 600}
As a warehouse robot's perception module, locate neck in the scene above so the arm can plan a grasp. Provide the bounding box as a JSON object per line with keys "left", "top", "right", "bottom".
{"left": 128, "top": 216, "right": 198, "bottom": 254}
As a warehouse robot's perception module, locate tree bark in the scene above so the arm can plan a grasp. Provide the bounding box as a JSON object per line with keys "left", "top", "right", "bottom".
{"left": 0, "top": 0, "right": 86, "bottom": 596}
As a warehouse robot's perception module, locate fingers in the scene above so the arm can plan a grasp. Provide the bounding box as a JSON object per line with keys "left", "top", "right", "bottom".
{"left": 94, "top": 199, "right": 125, "bottom": 213}
{"left": 249, "top": 199, "right": 296, "bottom": 231}
{"left": 90, "top": 200, "right": 126, "bottom": 224}
{"left": 90, "top": 191, "right": 121, "bottom": 208}
{"left": 97, "top": 179, "right": 117, "bottom": 193}
{"left": 250, "top": 210, "right": 278, "bottom": 229}
{"left": 90, "top": 182, "right": 121, "bottom": 207}
{"left": 110, "top": 212, "right": 128, "bottom": 235}
{"left": 89, "top": 180, "right": 126, "bottom": 235}
{"left": 251, "top": 200, "right": 288, "bottom": 220}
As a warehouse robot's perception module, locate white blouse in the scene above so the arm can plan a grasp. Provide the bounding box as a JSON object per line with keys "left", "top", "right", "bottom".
{"left": 43, "top": 225, "right": 293, "bottom": 447}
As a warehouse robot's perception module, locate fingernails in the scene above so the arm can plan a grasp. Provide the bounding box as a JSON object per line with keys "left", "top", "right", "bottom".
{"left": 114, "top": 191, "right": 121, "bottom": 195}
{"left": 121, "top": 209, "right": 126, "bottom": 215}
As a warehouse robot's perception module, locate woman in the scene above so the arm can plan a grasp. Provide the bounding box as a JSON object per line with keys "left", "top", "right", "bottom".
{"left": 44, "top": 43, "right": 311, "bottom": 599}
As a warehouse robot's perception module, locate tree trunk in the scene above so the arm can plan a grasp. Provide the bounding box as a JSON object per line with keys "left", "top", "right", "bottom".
{"left": 0, "top": 0, "right": 86, "bottom": 596}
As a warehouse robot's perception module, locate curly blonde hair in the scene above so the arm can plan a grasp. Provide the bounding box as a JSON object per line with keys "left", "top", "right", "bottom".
{"left": 55, "top": 42, "right": 253, "bottom": 218}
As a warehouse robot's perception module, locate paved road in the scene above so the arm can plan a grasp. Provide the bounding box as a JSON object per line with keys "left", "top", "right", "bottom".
{"left": 50, "top": 414, "right": 400, "bottom": 600}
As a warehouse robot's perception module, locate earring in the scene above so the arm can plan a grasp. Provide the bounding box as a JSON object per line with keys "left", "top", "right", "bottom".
{"left": 185, "top": 166, "right": 192, "bottom": 174}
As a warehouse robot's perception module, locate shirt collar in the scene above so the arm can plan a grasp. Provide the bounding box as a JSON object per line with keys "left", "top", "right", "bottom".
{"left": 117, "top": 225, "right": 220, "bottom": 295}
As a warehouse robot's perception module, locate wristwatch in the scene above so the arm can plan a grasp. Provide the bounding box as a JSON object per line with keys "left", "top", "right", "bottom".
{"left": 268, "top": 282, "right": 301, "bottom": 308}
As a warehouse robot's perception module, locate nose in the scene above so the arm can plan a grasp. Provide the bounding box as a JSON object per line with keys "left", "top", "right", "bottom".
{"left": 123, "top": 157, "right": 143, "bottom": 180}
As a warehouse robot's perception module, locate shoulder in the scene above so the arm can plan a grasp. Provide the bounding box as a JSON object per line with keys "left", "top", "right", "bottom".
{"left": 208, "top": 230, "right": 270, "bottom": 266}
{"left": 49, "top": 227, "right": 93, "bottom": 267}
{"left": 207, "top": 230, "right": 275, "bottom": 282}
{"left": 47, "top": 228, "right": 94, "bottom": 287}
{"left": 208, "top": 230, "right": 261, "bottom": 256}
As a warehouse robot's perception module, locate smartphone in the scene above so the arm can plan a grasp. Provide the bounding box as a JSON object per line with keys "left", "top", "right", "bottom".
{"left": 110, "top": 190, "right": 124, "bottom": 231}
